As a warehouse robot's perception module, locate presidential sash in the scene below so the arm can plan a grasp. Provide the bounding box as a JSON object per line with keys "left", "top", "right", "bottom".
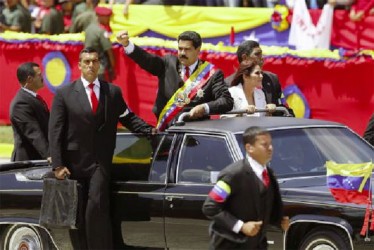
{"left": 156, "top": 61, "right": 217, "bottom": 131}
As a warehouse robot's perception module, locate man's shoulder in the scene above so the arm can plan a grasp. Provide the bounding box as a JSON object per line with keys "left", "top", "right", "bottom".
{"left": 219, "top": 160, "right": 246, "bottom": 177}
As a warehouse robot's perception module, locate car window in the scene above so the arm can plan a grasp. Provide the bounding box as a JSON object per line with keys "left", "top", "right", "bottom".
{"left": 235, "top": 127, "right": 373, "bottom": 177}
{"left": 111, "top": 134, "right": 156, "bottom": 182}
{"left": 149, "top": 134, "right": 174, "bottom": 183}
{"left": 177, "top": 134, "right": 233, "bottom": 184}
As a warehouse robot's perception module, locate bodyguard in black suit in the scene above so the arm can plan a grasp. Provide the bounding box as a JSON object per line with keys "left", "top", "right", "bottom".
{"left": 116, "top": 30, "right": 233, "bottom": 129}
{"left": 225, "top": 40, "right": 294, "bottom": 117}
{"left": 9, "top": 62, "right": 49, "bottom": 161}
{"left": 203, "top": 126, "right": 289, "bottom": 249}
{"left": 50, "top": 47, "right": 154, "bottom": 249}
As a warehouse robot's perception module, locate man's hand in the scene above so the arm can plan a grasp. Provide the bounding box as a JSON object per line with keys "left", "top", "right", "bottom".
{"left": 54, "top": 166, "right": 71, "bottom": 180}
{"left": 116, "top": 31, "right": 130, "bottom": 47}
{"left": 189, "top": 104, "right": 206, "bottom": 119}
{"left": 151, "top": 128, "right": 158, "bottom": 135}
{"left": 240, "top": 221, "right": 263, "bottom": 237}
{"left": 266, "top": 103, "right": 276, "bottom": 113}
{"left": 246, "top": 105, "right": 256, "bottom": 114}
{"left": 281, "top": 216, "right": 290, "bottom": 231}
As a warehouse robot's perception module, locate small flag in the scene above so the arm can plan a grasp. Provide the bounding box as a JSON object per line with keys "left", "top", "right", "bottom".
{"left": 326, "top": 161, "right": 373, "bottom": 205}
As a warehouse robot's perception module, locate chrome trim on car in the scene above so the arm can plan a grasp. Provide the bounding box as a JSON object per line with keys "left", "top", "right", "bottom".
{"left": 285, "top": 218, "right": 354, "bottom": 249}
{"left": 114, "top": 191, "right": 208, "bottom": 197}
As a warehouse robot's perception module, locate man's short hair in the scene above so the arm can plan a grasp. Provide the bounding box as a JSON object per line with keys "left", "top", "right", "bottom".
{"left": 79, "top": 47, "right": 99, "bottom": 61}
{"left": 236, "top": 40, "right": 260, "bottom": 63}
{"left": 17, "top": 62, "right": 39, "bottom": 85}
{"left": 243, "top": 126, "right": 270, "bottom": 145}
{"left": 178, "top": 31, "right": 202, "bottom": 49}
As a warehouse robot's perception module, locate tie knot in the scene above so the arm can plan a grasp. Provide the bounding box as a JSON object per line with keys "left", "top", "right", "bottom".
{"left": 88, "top": 83, "right": 95, "bottom": 90}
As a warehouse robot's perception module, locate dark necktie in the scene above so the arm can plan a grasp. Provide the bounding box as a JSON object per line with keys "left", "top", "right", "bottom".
{"left": 36, "top": 94, "right": 49, "bottom": 112}
{"left": 184, "top": 66, "right": 190, "bottom": 82}
{"left": 88, "top": 83, "right": 98, "bottom": 114}
{"left": 262, "top": 169, "right": 270, "bottom": 188}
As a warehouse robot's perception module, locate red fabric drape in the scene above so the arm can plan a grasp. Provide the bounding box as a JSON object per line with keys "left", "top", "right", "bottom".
{"left": 1, "top": 42, "right": 373, "bottom": 136}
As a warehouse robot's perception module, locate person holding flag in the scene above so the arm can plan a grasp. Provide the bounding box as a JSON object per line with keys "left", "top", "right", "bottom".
{"left": 116, "top": 30, "right": 233, "bottom": 131}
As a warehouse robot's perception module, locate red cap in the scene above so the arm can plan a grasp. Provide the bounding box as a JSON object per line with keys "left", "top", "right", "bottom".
{"left": 95, "top": 7, "right": 113, "bottom": 17}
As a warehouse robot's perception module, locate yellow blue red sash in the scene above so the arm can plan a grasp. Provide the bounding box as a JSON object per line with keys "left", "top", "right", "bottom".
{"left": 156, "top": 61, "right": 217, "bottom": 131}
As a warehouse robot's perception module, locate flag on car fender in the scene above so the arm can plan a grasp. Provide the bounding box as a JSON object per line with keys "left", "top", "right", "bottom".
{"left": 326, "top": 161, "right": 373, "bottom": 205}
{"left": 325, "top": 161, "right": 374, "bottom": 236}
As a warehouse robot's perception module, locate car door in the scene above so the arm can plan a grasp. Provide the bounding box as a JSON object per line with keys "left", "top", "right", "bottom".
{"left": 164, "top": 133, "right": 240, "bottom": 249}
{"left": 111, "top": 133, "right": 174, "bottom": 249}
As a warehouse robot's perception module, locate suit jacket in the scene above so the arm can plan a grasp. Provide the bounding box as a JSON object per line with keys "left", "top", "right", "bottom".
{"left": 202, "top": 159, "right": 284, "bottom": 248}
{"left": 9, "top": 89, "right": 49, "bottom": 161}
{"left": 225, "top": 71, "right": 294, "bottom": 117}
{"left": 49, "top": 79, "right": 153, "bottom": 178}
{"left": 127, "top": 45, "right": 233, "bottom": 119}
{"left": 363, "top": 113, "right": 374, "bottom": 147}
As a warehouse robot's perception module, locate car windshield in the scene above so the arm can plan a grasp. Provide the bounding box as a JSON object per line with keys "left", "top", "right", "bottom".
{"left": 235, "top": 127, "right": 373, "bottom": 177}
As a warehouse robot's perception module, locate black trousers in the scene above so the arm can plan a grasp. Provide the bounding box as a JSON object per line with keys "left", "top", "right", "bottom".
{"left": 70, "top": 165, "right": 113, "bottom": 249}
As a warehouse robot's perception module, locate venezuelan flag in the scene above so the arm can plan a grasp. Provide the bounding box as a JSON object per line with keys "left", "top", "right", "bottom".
{"left": 208, "top": 180, "right": 231, "bottom": 203}
{"left": 326, "top": 161, "right": 374, "bottom": 205}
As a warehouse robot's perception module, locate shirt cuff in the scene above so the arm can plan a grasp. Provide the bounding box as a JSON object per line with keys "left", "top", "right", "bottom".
{"left": 124, "top": 41, "right": 135, "bottom": 54}
{"left": 119, "top": 109, "right": 130, "bottom": 118}
{"left": 203, "top": 103, "right": 210, "bottom": 114}
{"left": 233, "top": 220, "right": 244, "bottom": 234}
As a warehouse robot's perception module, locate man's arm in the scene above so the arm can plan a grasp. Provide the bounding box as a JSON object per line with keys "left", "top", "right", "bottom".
{"left": 10, "top": 102, "right": 49, "bottom": 159}
{"left": 48, "top": 89, "right": 67, "bottom": 169}
{"left": 114, "top": 86, "right": 155, "bottom": 134}
{"left": 205, "top": 70, "right": 234, "bottom": 115}
{"left": 116, "top": 30, "right": 165, "bottom": 76}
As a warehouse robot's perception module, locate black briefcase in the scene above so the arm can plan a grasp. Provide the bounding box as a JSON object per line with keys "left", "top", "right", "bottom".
{"left": 39, "top": 177, "right": 78, "bottom": 229}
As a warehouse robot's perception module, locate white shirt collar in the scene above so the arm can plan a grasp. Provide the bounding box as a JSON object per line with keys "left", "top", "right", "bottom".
{"left": 185, "top": 60, "right": 199, "bottom": 74}
{"left": 246, "top": 154, "right": 267, "bottom": 181}
{"left": 81, "top": 77, "right": 100, "bottom": 89}
{"left": 22, "top": 87, "right": 37, "bottom": 97}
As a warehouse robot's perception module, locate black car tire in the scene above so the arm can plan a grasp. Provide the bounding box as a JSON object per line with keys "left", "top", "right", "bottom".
{"left": 299, "top": 227, "right": 351, "bottom": 250}
{"left": 0, "top": 224, "right": 53, "bottom": 250}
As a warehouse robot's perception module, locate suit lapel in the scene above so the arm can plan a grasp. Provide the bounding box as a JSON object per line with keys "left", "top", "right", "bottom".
{"left": 96, "top": 81, "right": 108, "bottom": 130}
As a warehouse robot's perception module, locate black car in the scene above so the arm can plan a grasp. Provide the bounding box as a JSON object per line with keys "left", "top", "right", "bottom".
{"left": 1, "top": 113, "right": 374, "bottom": 249}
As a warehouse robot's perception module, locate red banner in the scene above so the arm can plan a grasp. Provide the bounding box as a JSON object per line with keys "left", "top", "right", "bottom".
{"left": 0, "top": 41, "right": 373, "bottom": 136}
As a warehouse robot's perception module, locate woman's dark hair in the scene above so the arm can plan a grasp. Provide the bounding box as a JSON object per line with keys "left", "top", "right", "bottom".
{"left": 230, "top": 58, "right": 261, "bottom": 87}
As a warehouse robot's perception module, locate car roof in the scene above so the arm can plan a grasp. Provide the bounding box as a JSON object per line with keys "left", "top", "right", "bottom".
{"left": 168, "top": 116, "right": 345, "bottom": 134}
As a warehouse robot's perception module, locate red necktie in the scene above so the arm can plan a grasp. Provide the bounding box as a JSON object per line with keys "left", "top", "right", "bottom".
{"left": 88, "top": 83, "right": 98, "bottom": 114}
{"left": 262, "top": 169, "right": 270, "bottom": 188}
{"left": 184, "top": 66, "right": 190, "bottom": 82}
{"left": 36, "top": 94, "right": 49, "bottom": 112}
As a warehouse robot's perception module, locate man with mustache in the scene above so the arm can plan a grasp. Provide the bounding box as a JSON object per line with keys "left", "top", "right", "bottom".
{"left": 116, "top": 30, "right": 233, "bottom": 130}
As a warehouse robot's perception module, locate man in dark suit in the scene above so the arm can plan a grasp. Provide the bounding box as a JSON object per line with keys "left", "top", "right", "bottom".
{"left": 202, "top": 126, "right": 289, "bottom": 249}
{"left": 49, "top": 47, "right": 155, "bottom": 249}
{"left": 116, "top": 30, "right": 233, "bottom": 130}
{"left": 9, "top": 62, "right": 49, "bottom": 161}
{"left": 225, "top": 40, "right": 294, "bottom": 117}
